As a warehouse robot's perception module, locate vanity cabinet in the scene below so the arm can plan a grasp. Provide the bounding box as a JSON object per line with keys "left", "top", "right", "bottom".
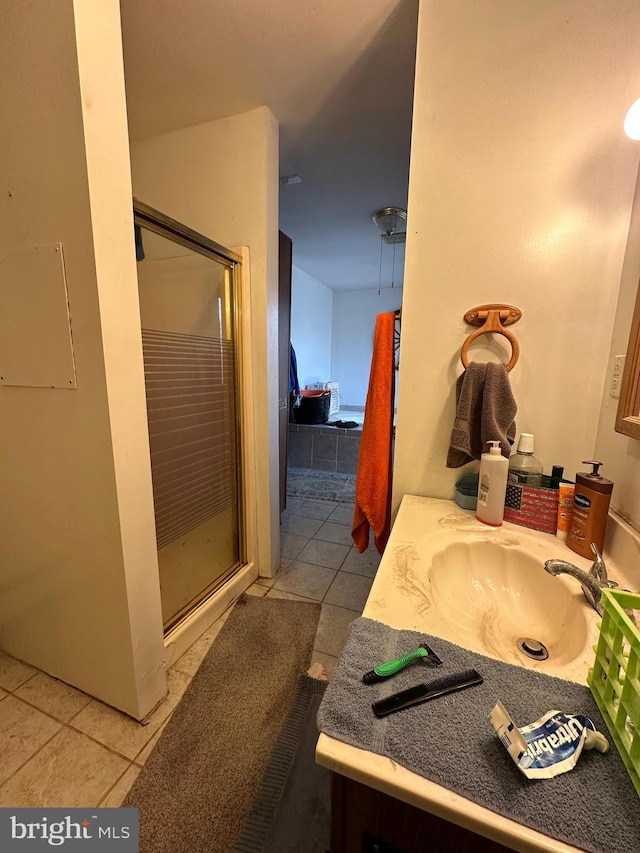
{"left": 330, "top": 773, "right": 512, "bottom": 853}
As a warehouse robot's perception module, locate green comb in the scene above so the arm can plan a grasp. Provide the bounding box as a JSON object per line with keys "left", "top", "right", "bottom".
{"left": 362, "top": 643, "right": 443, "bottom": 684}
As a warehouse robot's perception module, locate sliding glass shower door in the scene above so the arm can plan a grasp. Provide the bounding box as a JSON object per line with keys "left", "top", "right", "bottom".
{"left": 135, "top": 208, "right": 243, "bottom": 630}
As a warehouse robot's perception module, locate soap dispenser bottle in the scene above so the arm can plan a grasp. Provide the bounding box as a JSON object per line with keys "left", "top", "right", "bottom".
{"left": 476, "top": 440, "right": 509, "bottom": 527}
{"left": 567, "top": 461, "right": 614, "bottom": 559}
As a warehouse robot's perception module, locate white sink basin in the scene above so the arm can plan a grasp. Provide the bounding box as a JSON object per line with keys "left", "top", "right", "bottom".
{"left": 364, "top": 500, "right": 606, "bottom": 680}
{"left": 427, "top": 540, "right": 589, "bottom": 667}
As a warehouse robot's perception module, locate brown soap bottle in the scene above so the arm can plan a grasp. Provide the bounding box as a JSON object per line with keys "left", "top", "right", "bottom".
{"left": 566, "top": 461, "right": 614, "bottom": 559}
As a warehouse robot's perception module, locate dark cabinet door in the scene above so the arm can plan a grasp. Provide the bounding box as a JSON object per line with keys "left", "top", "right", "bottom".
{"left": 278, "top": 231, "right": 293, "bottom": 513}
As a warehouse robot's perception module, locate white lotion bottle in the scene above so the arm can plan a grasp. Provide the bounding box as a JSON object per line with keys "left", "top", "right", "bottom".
{"left": 476, "top": 440, "right": 509, "bottom": 527}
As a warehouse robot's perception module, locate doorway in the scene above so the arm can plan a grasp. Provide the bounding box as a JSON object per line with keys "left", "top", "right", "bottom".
{"left": 134, "top": 202, "right": 245, "bottom": 631}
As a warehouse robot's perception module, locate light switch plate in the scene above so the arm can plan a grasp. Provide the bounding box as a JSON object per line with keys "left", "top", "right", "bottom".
{"left": 610, "top": 354, "right": 626, "bottom": 398}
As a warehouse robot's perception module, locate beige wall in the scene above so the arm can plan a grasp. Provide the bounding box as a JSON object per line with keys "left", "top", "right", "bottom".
{"left": 394, "top": 0, "right": 640, "bottom": 512}
{"left": 0, "top": 0, "right": 166, "bottom": 718}
{"left": 130, "top": 107, "right": 281, "bottom": 572}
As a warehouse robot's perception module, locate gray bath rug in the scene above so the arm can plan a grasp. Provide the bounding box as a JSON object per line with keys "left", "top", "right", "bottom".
{"left": 287, "top": 467, "right": 356, "bottom": 502}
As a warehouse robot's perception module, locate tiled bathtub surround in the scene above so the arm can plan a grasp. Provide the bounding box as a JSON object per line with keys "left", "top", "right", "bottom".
{"left": 289, "top": 423, "right": 363, "bottom": 474}
{"left": 0, "top": 489, "right": 378, "bottom": 809}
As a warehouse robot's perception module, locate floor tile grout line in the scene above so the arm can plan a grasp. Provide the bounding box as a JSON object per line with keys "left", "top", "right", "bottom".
{"left": 0, "top": 710, "right": 64, "bottom": 790}
{"left": 271, "top": 570, "right": 336, "bottom": 604}
{"left": 68, "top": 696, "right": 187, "bottom": 766}
{"left": 62, "top": 692, "right": 189, "bottom": 764}
{"left": 97, "top": 762, "right": 137, "bottom": 808}
{"left": 312, "top": 534, "right": 355, "bottom": 547}
{"left": 278, "top": 554, "right": 379, "bottom": 582}
{"left": 170, "top": 663, "right": 200, "bottom": 678}
{"left": 313, "top": 646, "right": 340, "bottom": 658}
{"left": 2, "top": 690, "right": 81, "bottom": 728}
{"left": 1, "top": 721, "right": 137, "bottom": 807}
{"left": 322, "top": 572, "right": 346, "bottom": 605}
{"left": 2, "top": 668, "right": 40, "bottom": 694}
{"left": 313, "top": 603, "right": 362, "bottom": 658}
{"left": 321, "top": 572, "right": 373, "bottom": 609}
{"left": 312, "top": 649, "right": 339, "bottom": 665}
{"left": 285, "top": 556, "right": 347, "bottom": 573}
{"left": 63, "top": 719, "right": 155, "bottom": 764}
{"left": 18, "top": 686, "right": 93, "bottom": 717}
{"left": 1, "top": 702, "right": 144, "bottom": 798}
{"left": 339, "top": 567, "right": 379, "bottom": 579}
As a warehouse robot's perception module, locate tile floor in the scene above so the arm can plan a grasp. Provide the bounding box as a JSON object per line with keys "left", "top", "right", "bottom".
{"left": 0, "top": 493, "right": 375, "bottom": 808}
{"left": 246, "top": 495, "right": 378, "bottom": 678}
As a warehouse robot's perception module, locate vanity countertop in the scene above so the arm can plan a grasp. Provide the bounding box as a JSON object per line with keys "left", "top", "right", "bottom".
{"left": 316, "top": 495, "right": 637, "bottom": 853}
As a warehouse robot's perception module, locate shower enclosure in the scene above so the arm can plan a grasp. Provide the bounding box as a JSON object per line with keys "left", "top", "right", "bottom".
{"left": 134, "top": 201, "right": 244, "bottom": 631}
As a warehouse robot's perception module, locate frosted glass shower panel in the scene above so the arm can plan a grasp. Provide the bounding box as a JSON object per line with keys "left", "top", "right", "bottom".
{"left": 137, "top": 228, "right": 240, "bottom": 628}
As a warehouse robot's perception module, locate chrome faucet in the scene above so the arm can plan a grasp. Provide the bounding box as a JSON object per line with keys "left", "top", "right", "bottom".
{"left": 544, "top": 544, "right": 617, "bottom": 617}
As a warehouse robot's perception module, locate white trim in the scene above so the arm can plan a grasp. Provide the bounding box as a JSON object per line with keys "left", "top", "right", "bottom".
{"left": 233, "top": 245, "right": 275, "bottom": 579}
{"left": 235, "top": 246, "right": 260, "bottom": 572}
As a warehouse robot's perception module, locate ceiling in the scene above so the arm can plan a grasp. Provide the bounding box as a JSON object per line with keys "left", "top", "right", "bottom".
{"left": 120, "top": 0, "right": 419, "bottom": 290}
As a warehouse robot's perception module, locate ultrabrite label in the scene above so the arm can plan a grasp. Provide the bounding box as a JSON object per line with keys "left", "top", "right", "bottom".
{"left": 0, "top": 809, "right": 138, "bottom": 851}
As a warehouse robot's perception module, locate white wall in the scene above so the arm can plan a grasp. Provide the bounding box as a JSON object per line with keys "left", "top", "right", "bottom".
{"left": 332, "top": 287, "right": 402, "bottom": 408}
{"left": 595, "top": 167, "right": 640, "bottom": 530}
{"left": 130, "top": 107, "right": 281, "bottom": 572}
{"left": 393, "top": 0, "right": 640, "bottom": 512}
{"left": 0, "top": 0, "right": 166, "bottom": 718}
{"left": 290, "top": 265, "right": 333, "bottom": 388}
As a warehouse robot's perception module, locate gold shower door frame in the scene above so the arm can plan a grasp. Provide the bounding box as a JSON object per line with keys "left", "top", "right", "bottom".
{"left": 134, "top": 200, "right": 245, "bottom": 632}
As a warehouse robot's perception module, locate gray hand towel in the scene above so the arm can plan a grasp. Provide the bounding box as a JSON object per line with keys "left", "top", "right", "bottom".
{"left": 446, "top": 362, "right": 516, "bottom": 467}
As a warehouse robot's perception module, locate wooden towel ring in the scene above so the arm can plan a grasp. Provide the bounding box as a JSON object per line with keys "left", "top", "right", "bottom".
{"left": 460, "top": 304, "right": 522, "bottom": 372}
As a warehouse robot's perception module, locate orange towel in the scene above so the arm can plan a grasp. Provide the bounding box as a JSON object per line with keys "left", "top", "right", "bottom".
{"left": 352, "top": 312, "right": 396, "bottom": 555}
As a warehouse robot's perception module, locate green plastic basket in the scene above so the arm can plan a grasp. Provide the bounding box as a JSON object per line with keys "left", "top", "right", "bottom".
{"left": 587, "top": 588, "right": 640, "bottom": 798}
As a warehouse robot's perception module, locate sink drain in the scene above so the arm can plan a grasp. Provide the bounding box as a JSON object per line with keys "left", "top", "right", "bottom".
{"left": 516, "top": 637, "right": 549, "bottom": 661}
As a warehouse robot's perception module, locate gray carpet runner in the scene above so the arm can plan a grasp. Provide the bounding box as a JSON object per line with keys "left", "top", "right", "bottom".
{"left": 124, "top": 595, "right": 321, "bottom": 852}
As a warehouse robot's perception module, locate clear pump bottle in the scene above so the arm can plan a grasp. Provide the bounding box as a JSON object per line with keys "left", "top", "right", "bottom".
{"left": 508, "top": 433, "right": 543, "bottom": 486}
